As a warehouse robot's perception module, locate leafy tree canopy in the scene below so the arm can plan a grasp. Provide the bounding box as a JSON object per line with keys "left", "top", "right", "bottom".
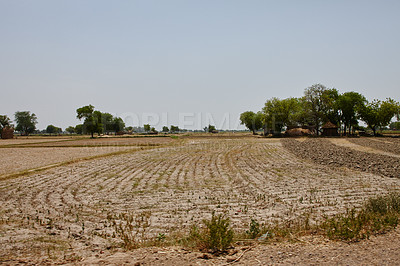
{"left": 46, "top": 125, "right": 62, "bottom": 135}
{"left": 240, "top": 111, "right": 263, "bottom": 134}
{"left": 208, "top": 125, "right": 216, "bottom": 132}
{"left": 15, "top": 111, "right": 37, "bottom": 136}
{"left": 76, "top": 105, "right": 102, "bottom": 138}
{"left": 66, "top": 126, "right": 75, "bottom": 134}
{"left": 170, "top": 125, "right": 179, "bottom": 132}
{"left": 262, "top": 97, "right": 300, "bottom": 134}
{"left": 337, "top": 92, "right": 366, "bottom": 135}
{"left": 75, "top": 124, "right": 83, "bottom": 135}
{"left": 143, "top": 124, "right": 151, "bottom": 132}
{"left": 0, "top": 115, "right": 11, "bottom": 131}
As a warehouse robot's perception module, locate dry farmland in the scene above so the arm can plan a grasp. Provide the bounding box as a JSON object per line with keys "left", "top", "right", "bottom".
{"left": 1, "top": 135, "right": 400, "bottom": 264}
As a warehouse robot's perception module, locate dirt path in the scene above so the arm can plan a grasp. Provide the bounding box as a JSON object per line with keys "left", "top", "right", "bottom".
{"left": 328, "top": 138, "right": 400, "bottom": 158}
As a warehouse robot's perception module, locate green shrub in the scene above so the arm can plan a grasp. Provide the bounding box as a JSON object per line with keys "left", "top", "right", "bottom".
{"left": 246, "top": 218, "right": 261, "bottom": 239}
{"left": 203, "top": 213, "right": 234, "bottom": 252}
{"left": 184, "top": 213, "right": 234, "bottom": 252}
{"left": 323, "top": 193, "right": 400, "bottom": 241}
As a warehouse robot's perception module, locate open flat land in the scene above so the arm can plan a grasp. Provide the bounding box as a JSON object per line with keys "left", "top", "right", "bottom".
{"left": 1, "top": 135, "right": 400, "bottom": 264}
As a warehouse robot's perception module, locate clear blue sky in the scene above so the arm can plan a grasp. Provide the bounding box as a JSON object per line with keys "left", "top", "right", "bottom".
{"left": 1, "top": 0, "right": 399, "bottom": 130}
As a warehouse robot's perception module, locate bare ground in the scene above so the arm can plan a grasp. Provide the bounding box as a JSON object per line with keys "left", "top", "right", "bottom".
{"left": 78, "top": 227, "right": 400, "bottom": 265}
{"left": 0, "top": 146, "right": 139, "bottom": 176}
{"left": 1, "top": 137, "right": 400, "bottom": 264}
{"left": 20, "top": 136, "right": 174, "bottom": 147}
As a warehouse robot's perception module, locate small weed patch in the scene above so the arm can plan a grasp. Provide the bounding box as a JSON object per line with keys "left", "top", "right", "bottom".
{"left": 183, "top": 213, "right": 234, "bottom": 253}
{"left": 110, "top": 211, "right": 151, "bottom": 250}
{"left": 322, "top": 193, "right": 400, "bottom": 241}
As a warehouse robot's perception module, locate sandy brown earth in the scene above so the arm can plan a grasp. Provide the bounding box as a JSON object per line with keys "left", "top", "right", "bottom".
{"left": 0, "top": 137, "right": 175, "bottom": 177}
{"left": 0, "top": 137, "right": 71, "bottom": 146}
{"left": 20, "top": 136, "right": 174, "bottom": 147}
{"left": 1, "top": 137, "right": 400, "bottom": 265}
{"left": 282, "top": 138, "right": 400, "bottom": 178}
{"left": 0, "top": 146, "right": 140, "bottom": 176}
{"left": 78, "top": 227, "right": 400, "bottom": 265}
{"left": 347, "top": 137, "right": 400, "bottom": 155}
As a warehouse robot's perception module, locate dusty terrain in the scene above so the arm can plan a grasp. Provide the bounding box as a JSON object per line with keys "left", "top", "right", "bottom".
{"left": 0, "top": 137, "right": 71, "bottom": 146}
{"left": 282, "top": 138, "right": 400, "bottom": 178}
{"left": 80, "top": 227, "right": 400, "bottom": 265}
{"left": 0, "top": 137, "right": 174, "bottom": 177}
{"left": 1, "top": 136, "right": 400, "bottom": 265}
{"left": 21, "top": 136, "right": 174, "bottom": 147}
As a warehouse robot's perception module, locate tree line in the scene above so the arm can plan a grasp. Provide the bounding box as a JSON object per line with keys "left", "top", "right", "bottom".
{"left": 75, "top": 105, "right": 126, "bottom": 138}
{"left": 0, "top": 111, "right": 38, "bottom": 136}
{"left": 240, "top": 84, "right": 400, "bottom": 136}
{"left": 1, "top": 106, "right": 217, "bottom": 138}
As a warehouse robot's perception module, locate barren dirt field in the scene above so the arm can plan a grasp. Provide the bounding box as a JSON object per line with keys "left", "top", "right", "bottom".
{"left": 0, "top": 137, "right": 175, "bottom": 177}
{"left": 1, "top": 136, "right": 400, "bottom": 265}
{"left": 0, "top": 137, "right": 71, "bottom": 147}
{"left": 20, "top": 136, "right": 174, "bottom": 147}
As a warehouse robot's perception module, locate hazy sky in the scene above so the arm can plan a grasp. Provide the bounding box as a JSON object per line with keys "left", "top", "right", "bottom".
{"left": 1, "top": 0, "right": 400, "bottom": 130}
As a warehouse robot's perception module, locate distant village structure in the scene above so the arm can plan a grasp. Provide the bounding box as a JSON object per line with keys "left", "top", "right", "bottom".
{"left": 1, "top": 126, "right": 14, "bottom": 139}
{"left": 321, "top": 122, "right": 339, "bottom": 136}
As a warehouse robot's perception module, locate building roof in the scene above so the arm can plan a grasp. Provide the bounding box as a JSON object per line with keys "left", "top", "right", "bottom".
{"left": 322, "top": 122, "right": 338, "bottom": 129}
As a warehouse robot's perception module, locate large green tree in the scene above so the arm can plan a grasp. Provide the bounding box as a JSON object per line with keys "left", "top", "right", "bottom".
{"left": 75, "top": 124, "right": 83, "bottom": 135}
{"left": 262, "top": 97, "right": 300, "bottom": 135}
{"left": 76, "top": 105, "right": 102, "bottom": 138}
{"left": 14, "top": 111, "right": 37, "bottom": 136}
{"left": 360, "top": 98, "right": 400, "bottom": 136}
{"left": 170, "top": 125, "right": 179, "bottom": 132}
{"left": 46, "top": 125, "right": 62, "bottom": 135}
{"left": 303, "top": 84, "right": 339, "bottom": 134}
{"left": 66, "top": 126, "right": 75, "bottom": 134}
{"left": 112, "top": 117, "right": 125, "bottom": 134}
{"left": 143, "top": 124, "right": 151, "bottom": 132}
{"left": 337, "top": 92, "right": 366, "bottom": 135}
{"left": 101, "top": 112, "right": 114, "bottom": 134}
{"left": 240, "top": 111, "right": 263, "bottom": 134}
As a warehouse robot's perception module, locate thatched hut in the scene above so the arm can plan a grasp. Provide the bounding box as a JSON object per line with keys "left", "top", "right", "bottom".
{"left": 321, "top": 122, "right": 338, "bottom": 136}
{"left": 285, "top": 127, "right": 312, "bottom": 137}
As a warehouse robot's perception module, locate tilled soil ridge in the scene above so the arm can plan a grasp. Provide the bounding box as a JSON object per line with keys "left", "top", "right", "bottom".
{"left": 281, "top": 138, "right": 400, "bottom": 178}
{"left": 348, "top": 137, "right": 400, "bottom": 155}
